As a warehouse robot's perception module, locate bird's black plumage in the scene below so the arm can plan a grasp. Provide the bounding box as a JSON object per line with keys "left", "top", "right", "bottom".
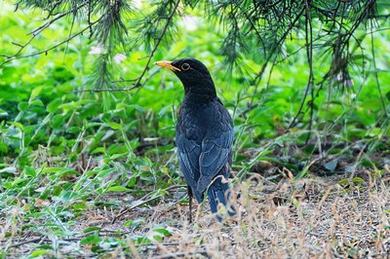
{"left": 157, "top": 58, "right": 235, "bottom": 220}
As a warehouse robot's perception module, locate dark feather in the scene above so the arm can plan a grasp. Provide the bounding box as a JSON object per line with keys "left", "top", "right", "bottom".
{"left": 176, "top": 97, "right": 233, "bottom": 195}
{"left": 168, "top": 58, "right": 235, "bottom": 220}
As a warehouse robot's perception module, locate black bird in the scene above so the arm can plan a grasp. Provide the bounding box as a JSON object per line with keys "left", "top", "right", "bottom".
{"left": 156, "top": 58, "right": 235, "bottom": 222}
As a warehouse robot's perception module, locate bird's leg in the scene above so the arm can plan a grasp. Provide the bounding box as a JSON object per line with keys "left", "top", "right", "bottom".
{"left": 187, "top": 186, "right": 193, "bottom": 224}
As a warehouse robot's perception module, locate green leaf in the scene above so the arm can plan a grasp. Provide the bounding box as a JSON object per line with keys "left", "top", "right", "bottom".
{"left": 30, "top": 86, "right": 43, "bottom": 100}
{"left": 127, "top": 176, "right": 137, "bottom": 187}
{"left": 352, "top": 177, "right": 365, "bottom": 186}
{"left": 133, "top": 236, "right": 150, "bottom": 245}
{"left": 107, "top": 122, "right": 122, "bottom": 130}
{"left": 124, "top": 218, "right": 144, "bottom": 228}
{"left": 0, "top": 141, "right": 8, "bottom": 154}
{"left": 30, "top": 249, "right": 50, "bottom": 257}
{"left": 107, "top": 186, "right": 129, "bottom": 192}
{"left": 154, "top": 227, "right": 172, "bottom": 237}
{"left": 17, "top": 102, "right": 28, "bottom": 111}
{"left": 47, "top": 99, "right": 62, "bottom": 113}
{"left": 80, "top": 235, "right": 101, "bottom": 245}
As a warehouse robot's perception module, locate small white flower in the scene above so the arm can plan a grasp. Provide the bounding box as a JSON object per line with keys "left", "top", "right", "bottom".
{"left": 336, "top": 72, "right": 343, "bottom": 81}
{"left": 181, "top": 15, "right": 201, "bottom": 31}
{"left": 113, "top": 53, "right": 127, "bottom": 64}
{"left": 345, "top": 79, "right": 354, "bottom": 87}
{"left": 89, "top": 45, "right": 104, "bottom": 55}
{"left": 133, "top": 0, "right": 143, "bottom": 9}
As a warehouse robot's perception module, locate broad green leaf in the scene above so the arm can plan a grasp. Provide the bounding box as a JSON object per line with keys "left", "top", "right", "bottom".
{"left": 30, "top": 86, "right": 43, "bottom": 100}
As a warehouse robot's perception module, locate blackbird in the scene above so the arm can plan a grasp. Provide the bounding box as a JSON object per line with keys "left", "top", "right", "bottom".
{"left": 156, "top": 58, "right": 235, "bottom": 222}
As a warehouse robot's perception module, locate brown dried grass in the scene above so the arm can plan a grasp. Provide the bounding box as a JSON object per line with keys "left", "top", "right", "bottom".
{"left": 2, "top": 174, "right": 389, "bottom": 258}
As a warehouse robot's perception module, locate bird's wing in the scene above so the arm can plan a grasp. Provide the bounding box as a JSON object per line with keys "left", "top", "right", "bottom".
{"left": 197, "top": 128, "right": 234, "bottom": 194}
{"left": 176, "top": 132, "right": 201, "bottom": 198}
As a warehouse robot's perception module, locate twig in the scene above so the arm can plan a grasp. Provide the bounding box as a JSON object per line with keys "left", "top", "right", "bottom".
{"left": 306, "top": 0, "right": 315, "bottom": 143}
{"left": 289, "top": 1, "right": 315, "bottom": 129}
{"left": 0, "top": 1, "right": 89, "bottom": 66}
{"left": 153, "top": 250, "right": 209, "bottom": 259}
{"left": 131, "top": 0, "right": 180, "bottom": 90}
{"left": 29, "top": 1, "right": 88, "bottom": 36}
{"left": 370, "top": 19, "right": 388, "bottom": 117}
{"left": 0, "top": 18, "right": 101, "bottom": 67}
{"left": 8, "top": 237, "right": 43, "bottom": 248}
{"left": 111, "top": 185, "right": 185, "bottom": 224}
{"left": 249, "top": 7, "right": 306, "bottom": 108}
{"left": 74, "top": 0, "right": 180, "bottom": 94}
{"left": 72, "top": 69, "right": 159, "bottom": 93}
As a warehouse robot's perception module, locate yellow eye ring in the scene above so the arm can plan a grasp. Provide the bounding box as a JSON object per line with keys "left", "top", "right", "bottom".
{"left": 181, "top": 63, "right": 190, "bottom": 71}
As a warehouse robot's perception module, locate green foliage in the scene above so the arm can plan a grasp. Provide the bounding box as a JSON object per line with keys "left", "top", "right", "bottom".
{"left": 0, "top": 1, "right": 389, "bottom": 257}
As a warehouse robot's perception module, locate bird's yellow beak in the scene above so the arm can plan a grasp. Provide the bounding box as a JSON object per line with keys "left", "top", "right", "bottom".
{"left": 155, "top": 60, "right": 181, "bottom": 72}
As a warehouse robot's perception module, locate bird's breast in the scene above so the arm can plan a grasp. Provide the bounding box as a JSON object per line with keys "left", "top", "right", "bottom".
{"left": 177, "top": 100, "right": 231, "bottom": 141}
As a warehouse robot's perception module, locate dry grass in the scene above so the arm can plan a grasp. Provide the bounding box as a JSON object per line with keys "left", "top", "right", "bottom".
{"left": 137, "top": 175, "right": 390, "bottom": 258}
{"left": 1, "top": 173, "right": 389, "bottom": 258}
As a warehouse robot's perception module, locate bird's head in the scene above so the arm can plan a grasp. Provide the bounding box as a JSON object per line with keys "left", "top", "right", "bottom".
{"left": 156, "top": 58, "right": 216, "bottom": 98}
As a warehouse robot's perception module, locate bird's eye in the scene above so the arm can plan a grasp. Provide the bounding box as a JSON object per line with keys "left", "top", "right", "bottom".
{"left": 181, "top": 63, "right": 190, "bottom": 71}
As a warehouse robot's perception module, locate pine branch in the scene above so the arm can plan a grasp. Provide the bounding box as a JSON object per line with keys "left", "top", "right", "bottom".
{"left": 2, "top": 0, "right": 388, "bottom": 128}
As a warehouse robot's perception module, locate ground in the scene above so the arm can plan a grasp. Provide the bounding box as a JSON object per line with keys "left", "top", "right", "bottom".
{"left": 1, "top": 169, "right": 389, "bottom": 258}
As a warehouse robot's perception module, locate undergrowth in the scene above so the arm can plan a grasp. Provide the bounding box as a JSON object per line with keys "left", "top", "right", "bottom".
{"left": 0, "top": 1, "right": 389, "bottom": 258}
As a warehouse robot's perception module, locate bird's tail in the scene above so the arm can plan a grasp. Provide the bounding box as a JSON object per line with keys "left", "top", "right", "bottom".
{"left": 207, "top": 176, "right": 236, "bottom": 221}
